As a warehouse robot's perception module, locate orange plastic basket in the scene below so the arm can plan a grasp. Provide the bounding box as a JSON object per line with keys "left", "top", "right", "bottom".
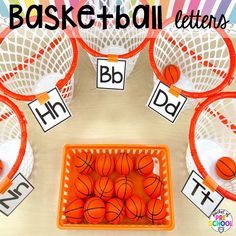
{"left": 57, "top": 144, "right": 174, "bottom": 230}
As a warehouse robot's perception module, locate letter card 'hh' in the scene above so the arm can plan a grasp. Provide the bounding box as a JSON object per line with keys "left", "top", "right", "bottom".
{"left": 28, "top": 88, "right": 72, "bottom": 132}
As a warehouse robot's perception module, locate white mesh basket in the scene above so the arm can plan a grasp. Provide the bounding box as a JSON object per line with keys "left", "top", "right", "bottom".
{"left": 0, "top": 95, "right": 33, "bottom": 193}
{"left": 0, "top": 17, "right": 78, "bottom": 103}
{"left": 150, "top": 17, "right": 235, "bottom": 100}
{"left": 186, "top": 92, "right": 236, "bottom": 201}
{"left": 75, "top": 0, "right": 151, "bottom": 78}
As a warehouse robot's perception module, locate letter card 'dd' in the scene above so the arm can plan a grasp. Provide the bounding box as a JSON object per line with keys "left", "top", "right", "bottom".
{"left": 147, "top": 81, "right": 187, "bottom": 123}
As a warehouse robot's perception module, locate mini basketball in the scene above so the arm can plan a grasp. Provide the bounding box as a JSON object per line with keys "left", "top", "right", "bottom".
{"left": 94, "top": 177, "right": 114, "bottom": 201}
{"left": 163, "top": 64, "right": 181, "bottom": 86}
{"left": 95, "top": 153, "right": 114, "bottom": 176}
{"left": 125, "top": 195, "right": 146, "bottom": 221}
{"left": 72, "top": 150, "right": 95, "bottom": 174}
{"left": 65, "top": 198, "right": 84, "bottom": 224}
{"left": 115, "top": 152, "right": 133, "bottom": 175}
{"left": 0, "top": 160, "right": 3, "bottom": 175}
{"left": 105, "top": 198, "right": 125, "bottom": 224}
{"left": 215, "top": 157, "right": 236, "bottom": 180}
{"left": 84, "top": 197, "right": 105, "bottom": 224}
{"left": 144, "top": 174, "right": 163, "bottom": 198}
{"left": 74, "top": 174, "right": 94, "bottom": 199}
{"left": 114, "top": 176, "right": 134, "bottom": 200}
{"left": 135, "top": 154, "right": 154, "bottom": 176}
{"left": 146, "top": 199, "right": 167, "bottom": 224}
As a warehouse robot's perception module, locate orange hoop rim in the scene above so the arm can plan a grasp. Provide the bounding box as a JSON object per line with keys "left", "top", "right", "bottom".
{"left": 189, "top": 92, "right": 236, "bottom": 201}
{"left": 0, "top": 16, "right": 78, "bottom": 102}
{"left": 0, "top": 95, "right": 27, "bottom": 193}
{"left": 149, "top": 16, "right": 236, "bottom": 99}
{"left": 73, "top": 0, "right": 152, "bottom": 59}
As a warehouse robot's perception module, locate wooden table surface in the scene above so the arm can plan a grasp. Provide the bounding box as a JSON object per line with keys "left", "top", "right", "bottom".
{"left": 0, "top": 43, "right": 236, "bottom": 236}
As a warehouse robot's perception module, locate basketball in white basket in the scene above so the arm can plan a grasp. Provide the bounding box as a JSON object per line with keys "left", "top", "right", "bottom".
{"left": 185, "top": 139, "right": 233, "bottom": 185}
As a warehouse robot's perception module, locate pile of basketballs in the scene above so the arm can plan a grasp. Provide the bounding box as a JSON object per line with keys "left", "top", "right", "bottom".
{"left": 64, "top": 151, "right": 167, "bottom": 224}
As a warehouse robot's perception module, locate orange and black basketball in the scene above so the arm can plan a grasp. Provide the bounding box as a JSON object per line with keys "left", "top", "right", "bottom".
{"left": 105, "top": 198, "right": 125, "bottom": 224}
{"left": 84, "top": 197, "right": 105, "bottom": 224}
{"left": 135, "top": 154, "right": 154, "bottom": 176}
{"left": 114, "top": 176, "right": 134, "bottom": 200}
{"left": 144, "top": 174, "right": 163, "bottom": 198}
{"left": 64, "top": 198, "right": 84, "bottom": 224}
{"left": 115, "top": 152, "right": 133, "bottom": 176}
{"left": 94, "top": 177, "right": 114, "bottom": 201}
{"left": 146, "top": 199, "right": 167, "bottom": 224}
{"left": 125, "top": 195, "right": 146, "bottom": 221}
{"left": 163, "top": 64, "right": 181, "bottom": 86}
{"left": 0, "top": 160, "right": 3, "bottom": 175}
{"left": 95, "top": 153, "right": 114, "bottom": 176}
{"left": 74, "top": 174, "right": 94, "bottom": 199}
{"left": 70, "top": 150, "right": 95, "bottom": 174}
{"left": 215, "top": 157, "right": 236, "bottom": 180}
